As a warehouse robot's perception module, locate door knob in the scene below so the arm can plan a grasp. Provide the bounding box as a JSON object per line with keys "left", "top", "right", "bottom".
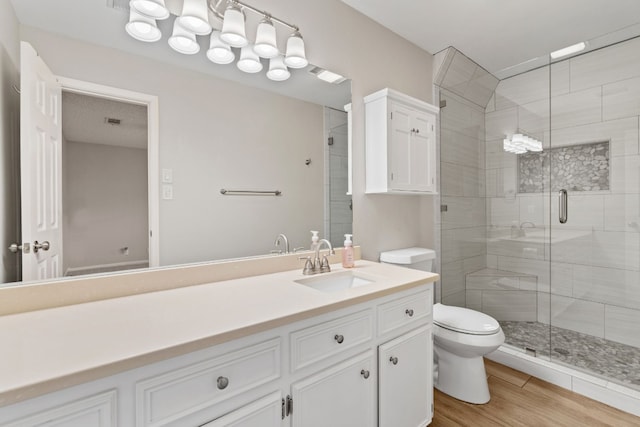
{"left": 33, "top": 241, "right": 50, "bottom": 253}
{"left": 8, "top": 243, "right": 22, "bottom": 253}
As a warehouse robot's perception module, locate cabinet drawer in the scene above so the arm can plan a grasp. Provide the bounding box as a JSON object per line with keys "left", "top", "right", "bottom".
{"left": 4, "top": 390, "right": 117, "bottom": 427}
{"left": 377, "top": 290, "right": 431, "bottom": 336}
{"left": 136, "top": 338, "right": 281, "bottom": 427}
{"left": 290, "top": 310, "right": 373, "bottom": 372}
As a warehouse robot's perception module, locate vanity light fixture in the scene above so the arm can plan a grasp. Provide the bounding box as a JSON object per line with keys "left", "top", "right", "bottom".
{"left": 550, "top": 41, "right": 587, "bottom": 59}
{"left": 503, "top": 133, "right": 543, "bottom": 154}
{"left": 123, "top": 0, "right": 308, "bottom": 82}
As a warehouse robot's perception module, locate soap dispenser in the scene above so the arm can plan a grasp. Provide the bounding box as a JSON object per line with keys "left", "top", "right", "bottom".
{"left": 342, "top": 234, "right": 355, "bottom": 268}
{"left": 310, "top": 230, "right": 319, "bottom": 251}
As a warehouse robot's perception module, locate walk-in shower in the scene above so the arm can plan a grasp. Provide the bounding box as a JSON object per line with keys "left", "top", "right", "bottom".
{"left": 437, "top": 33, "right": 640, "bottom": 391}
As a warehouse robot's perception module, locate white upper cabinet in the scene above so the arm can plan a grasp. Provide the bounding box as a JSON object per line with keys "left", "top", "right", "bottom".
{"left": 364, "top": 88, "right": 439, "bottom": 194}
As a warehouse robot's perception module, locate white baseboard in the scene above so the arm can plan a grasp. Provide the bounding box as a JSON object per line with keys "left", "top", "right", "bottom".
{"left": 486, "top": 345, "right": 640, "bottom": 417}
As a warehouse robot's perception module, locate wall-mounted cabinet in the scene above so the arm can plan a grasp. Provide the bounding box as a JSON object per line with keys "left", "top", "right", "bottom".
{"left": 364, "top": 88, "right": 439, "bottom": 194}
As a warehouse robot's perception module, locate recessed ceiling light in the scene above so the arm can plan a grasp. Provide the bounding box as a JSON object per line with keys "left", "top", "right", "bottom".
{"left": 308, "top": 66, "right": 347, "bottom": 84}
{"left": 550, "top": 42, "right": 587, "bottom": 59}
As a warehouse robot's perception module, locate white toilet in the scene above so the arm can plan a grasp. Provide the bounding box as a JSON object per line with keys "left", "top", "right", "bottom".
{"left": 380, "top": 247, "right": 505, "bottom": 405}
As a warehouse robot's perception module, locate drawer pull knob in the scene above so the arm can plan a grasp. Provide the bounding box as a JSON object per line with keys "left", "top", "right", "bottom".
{"left": 334, "top": 334, "right": 345, "bottom": 344}
{"left": 216, "top": 376, "right": 229, "bottom": 390}
{"left": 361, "top": 369, "right": 370, "bottom": 379}
{"left": 389, "top": 356, "right": 399, "bottom": 365}
{"left": 405, "top": 309, "right": 414, "bottom": 317}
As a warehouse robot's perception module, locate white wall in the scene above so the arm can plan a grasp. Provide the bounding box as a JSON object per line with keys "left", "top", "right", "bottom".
{"left": 63, "top": 141, "right": 148, "bottom": 273}
{"left": 0, "top": 0, "right": 20, "bottom": 282}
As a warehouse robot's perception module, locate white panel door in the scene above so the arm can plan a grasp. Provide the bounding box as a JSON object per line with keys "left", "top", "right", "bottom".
{"left": 389, "top": 102, "right": 412, "bottom": 191}
{"left": 20, "top": 42, "right": 63, "bottom": 281}
{"left": 291, "top": 351, "right": 375, "bottom": 427}
{"left": 379, "top": 326, "right": 433, "bottom": 427}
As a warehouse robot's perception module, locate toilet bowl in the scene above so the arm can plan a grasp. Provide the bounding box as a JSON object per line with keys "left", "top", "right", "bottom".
{"left": 379, "top": 247, "right": 504, "bottom": 404}
{"left": 433, "top": 303, "right": 504, "bottom": 404}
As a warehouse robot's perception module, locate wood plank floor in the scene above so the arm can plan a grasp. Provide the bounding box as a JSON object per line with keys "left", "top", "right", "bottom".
{"left": 431, "top": 359, "right": 640, "bottom": 426}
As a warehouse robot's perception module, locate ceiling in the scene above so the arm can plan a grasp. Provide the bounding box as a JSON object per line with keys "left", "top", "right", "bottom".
{"left": 341, "top": 0, "right": 640, "bottom": 78}
{"left": 62, "top": 92, "right": 148, "bottom": 149}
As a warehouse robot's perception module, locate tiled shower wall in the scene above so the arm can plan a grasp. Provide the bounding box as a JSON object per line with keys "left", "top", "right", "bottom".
{"left": 482, "top": 36, "right": 640, "bottom": 349}
{"left": 440, "top": 89, "right": 487, "bottom": 305}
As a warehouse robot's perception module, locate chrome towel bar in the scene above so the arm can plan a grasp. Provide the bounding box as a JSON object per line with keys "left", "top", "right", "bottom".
{"left": 220, "top": 189, "right": 282, "bottom": 196}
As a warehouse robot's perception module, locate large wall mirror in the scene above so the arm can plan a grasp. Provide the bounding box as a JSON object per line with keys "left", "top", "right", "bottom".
{"left": 1, "top": 0, "right": 352, "bottom": 287}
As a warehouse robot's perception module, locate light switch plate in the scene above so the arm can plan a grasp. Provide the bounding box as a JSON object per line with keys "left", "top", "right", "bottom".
{"left": 162, "top": 184, "right": 173, "bottom": 200}
{"left": 161, "top": 168, "right": 173, "bottom": 183}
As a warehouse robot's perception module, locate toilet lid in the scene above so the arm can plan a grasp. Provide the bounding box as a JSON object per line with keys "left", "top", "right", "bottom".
{"left": 433, "top": 303, "right": 500, "bottom": 335}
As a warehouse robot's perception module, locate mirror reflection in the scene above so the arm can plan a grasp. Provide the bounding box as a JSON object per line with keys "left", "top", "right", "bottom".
{"left": 1, "top": 0, "right": 352, "bottom": 287}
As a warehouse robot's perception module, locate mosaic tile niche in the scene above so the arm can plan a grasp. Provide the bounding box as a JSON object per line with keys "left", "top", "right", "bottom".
{"left": 518, "top": 141, "right": 610, "bottom": 193}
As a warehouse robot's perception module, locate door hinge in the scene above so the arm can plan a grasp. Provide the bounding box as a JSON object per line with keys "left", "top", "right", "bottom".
{"left": 286, "top": 395, "right": 293, "bottom": 417}
{"left": 390, "top": 111, "right": 393, "bottom": 120}
{"left": 439, "top": 99, "right": 447, "bottom": 108}
{"left": 390, "top": 172, "right": 394, "bottom": 181}
{"left": 432, "top": 124, "right": 434, "bottom": 131}
{"left": 328, "top": 136, "right": 334, "bottom": 146}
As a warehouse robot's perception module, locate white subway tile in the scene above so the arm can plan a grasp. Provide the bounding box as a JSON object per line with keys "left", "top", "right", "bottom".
{"left": 482, "top": 290, "right": 537, "bottom": 321}
{"left": 551, "top": 60, "right": 571, "bottom": 97}
{"left": 441, "top": 51, "right": 477, "bottom": 97}
{"left": 605, "top": 304, "right": 640, "bottom": 347}
{"left": 441, "top": 129, "right": 483, "bottom": 168}
{"left": 486, "top": 107, "right": 518, "bottom": 141}
{"left": 573, "top": 264, "right": 640, "bottom": 308}
{"left": 592, "top": 230, "right": 640, "bottom": 271}
{"left": 488, "top": 197, "right": 520, "bottom": 226}
{"left": 442, "top": 290, "right": 466, "bottom": 307}
{"left": 495, "top": 67, "right": 549, "bottom": 110}
{"left": 610, "top": 155, "right": 640, "bottom": 193}
{"left": 603, "top": 194, "right": 640, "bottom": 232}
{"left": 441, "top": 196, "right": 486, "bottom": 230}
{"left": 466, "top": 290, "right": 482, "bottom": 311}
{"left": 603, "top": 76, "right": 640, "bottom": 121}
{"left": 548, "top": 117, "right": 638, "bottom": 157}
{"left": 441, "top": 260, "right": 466, "bottom": 298}
{"left": 551, "top": 295, "right": 605, "bottom": 337}
{"left": 519, "top": 98, "right": 549, "bottom": 134}
{"left": 550, "top": 87, "right": 603, "bottom": 130}
{"left": 570, "top": 37, "right": 640, "bottom": 92}
{"left": 519, "top": 195, "right": 546, "bottom": 227}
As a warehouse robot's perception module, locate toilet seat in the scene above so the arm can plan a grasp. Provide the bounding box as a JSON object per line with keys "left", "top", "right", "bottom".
{"left": 433, "top": 303, "right": 500, "bottom": 335}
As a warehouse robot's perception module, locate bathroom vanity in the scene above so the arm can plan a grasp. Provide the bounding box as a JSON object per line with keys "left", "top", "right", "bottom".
{"left": 0, "top": 256, "right": 437, "bottom": 427}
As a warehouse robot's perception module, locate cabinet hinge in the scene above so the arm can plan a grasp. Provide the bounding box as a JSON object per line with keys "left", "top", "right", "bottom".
{"left": 390, "top": 172, "right": 394, "bottom": 181}
{"left": 286, "top": 395, "right": 293, "bottom": 417}
{"left": 390, "top": 111, "right": 393, "bottom": 120}
{"left": 432, "top": 124, "right": 434, "bottom": 131}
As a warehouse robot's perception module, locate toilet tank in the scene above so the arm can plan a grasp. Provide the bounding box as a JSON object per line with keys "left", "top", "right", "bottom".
{"left": 379, "top": 247, "right": 436, "bottom": 272}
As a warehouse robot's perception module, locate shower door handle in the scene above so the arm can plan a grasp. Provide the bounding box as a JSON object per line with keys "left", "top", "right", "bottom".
{"left": 559, "top": 189, "right": 568, "bottom": 224}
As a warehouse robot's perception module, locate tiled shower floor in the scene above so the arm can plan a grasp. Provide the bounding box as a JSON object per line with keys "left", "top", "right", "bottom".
{"left": 500, "top": 321, "right": 640, "bottom": 390}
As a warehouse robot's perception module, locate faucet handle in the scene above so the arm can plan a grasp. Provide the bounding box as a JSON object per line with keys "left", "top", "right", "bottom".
{"left": 293, "top": 247, "right": 306, "bottom": 253}
{"left": 320, "top": 255, "right": 331, "bottom": 273}
{"left": 299, "top": 256, "right": 315, "bottom": 275}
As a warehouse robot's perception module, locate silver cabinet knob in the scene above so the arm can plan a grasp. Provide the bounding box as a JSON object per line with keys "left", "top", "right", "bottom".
{"left": 216, "top": 376, "right": 229, "bottom": 390}
{"left": 361, "top": 369, "right": 370, "bottom": 379}
{"left": 389, "top": 356, "right": 398, "bottom": 365}
{"left": 33, "top": 240, "right": 50, "bottom": 253}
{"left": 334, "top": 334, "right": 344, "bottom": 344}
{"left": 405, "top": 309, "right": 414, "bottom": 317}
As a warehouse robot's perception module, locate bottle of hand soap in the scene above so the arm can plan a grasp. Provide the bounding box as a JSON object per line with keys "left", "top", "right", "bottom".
{"left": 342, "top": 234, "right": 355, "bottom": 268}
{"left": 310, "top": 230, "right": 319, "bottom": 251}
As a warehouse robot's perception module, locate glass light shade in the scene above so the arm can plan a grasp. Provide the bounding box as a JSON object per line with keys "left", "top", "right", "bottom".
{"left": 129, "top": 0, "right": 169, "bottom": 20}
{"left": 168, "top": 21, "right": 200, "bottom": 55}
{"left": 237, "top": 45, "right": 263, "bottom": 73}
{"left": 220, "top": 4, "right": 247, "bottom": 48}
{"left": 253, "top": 18, "right": 278, "bottom": 58}
{"left": 267, "top": 56, "right": 290, "bottom": 81}
{"left": 176, "top": 0, "right": 212, "bottom": 35}
{"left": 206, "top": 31, "right": 235, "bottom": 65}
{"left": 284, "top": 31, "right": 308, "bottom": 68}
{"left": 125, "top": 10, "right": 162, "bottom": 42}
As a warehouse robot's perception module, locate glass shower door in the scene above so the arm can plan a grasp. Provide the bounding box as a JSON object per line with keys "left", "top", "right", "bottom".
{"left": 548, "top": 36, "right": 640, "bottom": 389}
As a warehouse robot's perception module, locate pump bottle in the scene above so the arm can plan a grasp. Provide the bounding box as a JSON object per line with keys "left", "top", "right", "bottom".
{"left": 342, "top": 234, "right": 355, "bottom": 268}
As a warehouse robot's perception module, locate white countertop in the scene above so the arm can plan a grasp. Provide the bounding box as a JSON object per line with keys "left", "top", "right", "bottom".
{"left": 0, "top": 260, "right": 437, "bottom": 407}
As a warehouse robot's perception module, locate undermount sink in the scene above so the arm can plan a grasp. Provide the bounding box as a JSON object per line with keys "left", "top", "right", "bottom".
{"left": 294, "top": 270, "right": 375, "bottom": 293}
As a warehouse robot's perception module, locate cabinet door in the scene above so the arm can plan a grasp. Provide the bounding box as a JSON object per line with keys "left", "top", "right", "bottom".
{"left": 291, "top": 351, "right": 375, "bottom": 427}
{"left": 379, "top": 326, "right": 433, "bottom": 427}
{"left": 388, "top": 102, "right": 413, "bottom": 191}
{"left": 201, "top": 392, "right": 282, "bottom": 427}
{"left": 410, "top": 111, "right": 436, "bottom": 192}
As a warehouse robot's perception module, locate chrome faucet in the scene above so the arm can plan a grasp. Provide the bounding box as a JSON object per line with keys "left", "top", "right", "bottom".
{"left": 300, "top": 238, "right": 335, "bottom": 275}
{"left": 273, "top": 233, "right": 290, "bottom": 254}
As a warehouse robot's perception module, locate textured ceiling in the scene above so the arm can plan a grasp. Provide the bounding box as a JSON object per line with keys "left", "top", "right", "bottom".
{"left": 341, "top": 0, "right": 640, "bottom": 78}
{"left": 62, "top": 92, "right": 148, "bottom": 149}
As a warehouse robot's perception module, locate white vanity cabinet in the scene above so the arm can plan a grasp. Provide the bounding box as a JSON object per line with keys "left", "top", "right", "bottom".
{"left": 0, "top": 284, "right": 433, "bottom": 427}
{"left": 364, "top": 88, "right": 438, "bottom": 194}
